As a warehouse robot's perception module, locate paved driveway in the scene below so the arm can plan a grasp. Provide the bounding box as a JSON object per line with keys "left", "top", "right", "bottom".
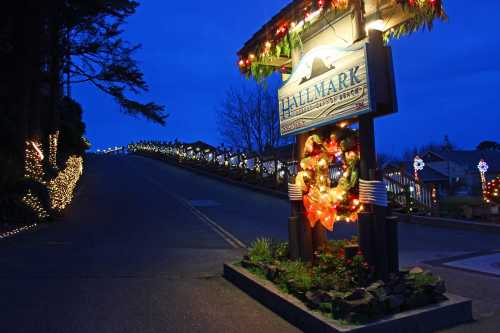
{"left": 1, "top": 155, "right": 499, "bottom": 332}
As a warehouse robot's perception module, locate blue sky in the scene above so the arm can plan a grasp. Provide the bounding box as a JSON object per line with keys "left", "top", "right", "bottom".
{"left": 74, "top": 0, "right": 500, "bottom": 156}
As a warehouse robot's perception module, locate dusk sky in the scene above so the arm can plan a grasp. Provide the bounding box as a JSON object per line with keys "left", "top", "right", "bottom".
{"left": 74, "top": 0, "right": 500, "bottom": 156}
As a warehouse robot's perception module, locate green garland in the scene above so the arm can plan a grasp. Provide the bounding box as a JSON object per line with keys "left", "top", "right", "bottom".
{"left": 241, "top": 0, "right": 447, "bottom": 82}
{"left": 384, "top": 0, "right": 447, "bottom": 42}
{"left": 246, "top": 30, "right": 303, "bottom": 82}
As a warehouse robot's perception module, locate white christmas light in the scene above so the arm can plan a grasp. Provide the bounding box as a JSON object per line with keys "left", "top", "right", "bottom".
{"left": 478, "top": 159, "right": 489, "bottom": 174}
{"left": 413, "top": 156, "right": 425, "bottom": 171}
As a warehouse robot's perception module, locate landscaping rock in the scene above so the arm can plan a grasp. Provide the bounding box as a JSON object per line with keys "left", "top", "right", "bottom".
{"left": 371, "top": 298, "right": 386, "bottom": 316}
{"left": 366, "top": 281, "right": 385, "bottom": 293}
{"left": 406, "top": 292, "right": 431, "bottom": 309}
{"left": 387, "top": 294, "right": 405, "bottom": 311}
{"left": 327, "top": 291, "right": 345, "bottom": 302}
{"left": 305, "top": 290, "right": 332, "bottom": 309}
{"left": 366, "top": 281, "right": 388, "bottom": 302}
{"left": 432, "top": 279, "right": 447, "bottom": 294}
{"left": 265, "top": 265, "right": 277, "bottom": 280}
{"left": 409, "top": 267, "right": 424, "bottom": 274}
{"left": 344, "top": 288, "right": 366, "bottom": 301}
{"left": 392, "top": 281, "right": 407, "bottom": 295}
{"left": 343, "top": 293, "right": 375, "bottom": 314}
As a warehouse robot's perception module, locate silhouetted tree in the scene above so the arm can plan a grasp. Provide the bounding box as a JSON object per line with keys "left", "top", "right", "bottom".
{"left": 377, "top": 153, "right": 397, "bottom": 168}
{"left": 476, "top": 140, "right": 499, "bottom": 151}
{"left": 1, "top": 1, "right": 165, "bottom": 224}
{"left": 63, "top": 0, "right": 167, "bottom": 124}
{"left": 59, "top": 98, "right": 89, "bottom": 160}
{"left": 217, "top": 84, "right": 282, "bottom": 155}
{"left": 401, "top": 135, "right": 457, "bottom": 161}
{"left": 442, "top": 135, "right": 454, "bottom": 151}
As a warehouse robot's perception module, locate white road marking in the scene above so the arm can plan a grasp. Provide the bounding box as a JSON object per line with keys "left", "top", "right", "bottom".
{"left": 189, "top": 200, "right": 220, "bottom": 208}
{"left": 143, "top": 176, "right": 247, "bottom": 249}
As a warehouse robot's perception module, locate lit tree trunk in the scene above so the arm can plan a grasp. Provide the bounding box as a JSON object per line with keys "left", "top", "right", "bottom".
{"left": 46, "top": 5, "right": 63, "bottom": 168}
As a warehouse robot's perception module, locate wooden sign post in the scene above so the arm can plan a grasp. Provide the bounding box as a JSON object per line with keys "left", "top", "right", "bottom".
{"left": 238, "top": 0, "right": 445, "bottom": 278}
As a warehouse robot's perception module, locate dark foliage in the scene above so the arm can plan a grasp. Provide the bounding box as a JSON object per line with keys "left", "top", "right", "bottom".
{"left": 59, "top": 98, "right": 89, "bottom": 160}
{"left": 64, "top": 0, "right": 168, "bottom": 124}
{"left": 477, "top": 140, "right": 500, "bottom": 151}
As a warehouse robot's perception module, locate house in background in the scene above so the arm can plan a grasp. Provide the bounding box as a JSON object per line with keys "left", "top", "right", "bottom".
{"left": 418, "top": 150, "right": 500, "bottom": 196}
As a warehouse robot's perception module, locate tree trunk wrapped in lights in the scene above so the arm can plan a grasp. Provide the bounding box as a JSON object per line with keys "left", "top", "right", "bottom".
{"left": 48, "top": 156, "right": 83, "bottom": 211}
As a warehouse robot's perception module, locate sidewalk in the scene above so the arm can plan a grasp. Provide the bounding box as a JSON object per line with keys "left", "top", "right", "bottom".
{"left": 423, "top": 264, "right": 500, "bottom": 332}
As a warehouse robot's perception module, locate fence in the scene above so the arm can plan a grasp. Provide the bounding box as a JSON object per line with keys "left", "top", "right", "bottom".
{"left": 128, "top": 141, "right": 438, "bottom": 211}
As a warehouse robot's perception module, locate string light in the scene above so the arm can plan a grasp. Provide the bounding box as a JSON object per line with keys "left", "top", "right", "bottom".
{"left": 413, "top": 155, "right": 425, "bottom": 197}
{"left": 237, "top": 0, "right": 444, "bottom": 78}
{"left": 483, "top": 176, "right": 499, "bottom": 205}
{"left": 24, "top": 140, "right": 45, "bottom": 183}
{"left": 478, "top": 159, "right": 489, "bottom": 200}
{"left": 0, "top": 223, "right": 38, "bottom": 240}
{"left": 130, "top": 138, "right": 363, "bottom": 229}
{"left": 21, "top": 136, "right": 84, "bottom": 220}
{"left": 295, "top": 126, "right": 362, "bottom": 231}
{"left": 21, "top": 190, "right": 49, "bottom": 220}
{"left": 49, "top": 131, "right": 59, "bottom": 168}
{"left": 48, "top": 156, "right": 84, "bottom": 211}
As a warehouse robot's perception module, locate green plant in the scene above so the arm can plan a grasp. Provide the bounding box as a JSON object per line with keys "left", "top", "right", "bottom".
{"left": 248, "top": 238, "right": 273, "bottom": 264}
{"left": 276, "top": 260, "right": 313, "bottom": 294}
{"left": 438, "top": 196, "right": 484, "bottom": 218}
{"left": 313, "top": 239, "right": 371, "bottom": 291}
{"left": 272, "top": 241, "right": 289, "bottom": 261}
{"left": 412, "top": 272, "right": 439, "bottom": 289}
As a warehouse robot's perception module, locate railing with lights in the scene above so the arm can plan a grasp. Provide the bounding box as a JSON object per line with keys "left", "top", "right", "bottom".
{"left": 128, "top": 141, "right": 437, "bottom": 212}
{"left": 96, "top": 146, "right": 126, "bottom": 155}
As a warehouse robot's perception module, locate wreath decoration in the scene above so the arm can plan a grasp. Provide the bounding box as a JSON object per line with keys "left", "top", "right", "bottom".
{"left": 295, "top": 126, "right": 362, "bottom": 231}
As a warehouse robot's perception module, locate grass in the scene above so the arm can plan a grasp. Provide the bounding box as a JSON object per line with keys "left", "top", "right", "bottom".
{"left": 440, "top": 196, "right": 484, "bottom": 218}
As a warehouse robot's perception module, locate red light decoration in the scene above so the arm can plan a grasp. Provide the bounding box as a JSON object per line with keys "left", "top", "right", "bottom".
{"left": 484, "top": 176, "right": 500, "bottom": 205}
{"left": 237, "top": 0, "right": 445, "bottom": 80}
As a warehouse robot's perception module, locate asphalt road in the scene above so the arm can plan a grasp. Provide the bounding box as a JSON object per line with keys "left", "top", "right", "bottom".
{"left": 1, "top": 155, "right": 499, "bottom": 333}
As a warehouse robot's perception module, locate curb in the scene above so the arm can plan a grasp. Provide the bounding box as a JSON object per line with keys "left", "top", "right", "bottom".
{"left": 223, "top": 262, "right": 473, "bottom": 333}
{"left": 135, "top": 153, "right": 500, "bottom": 235}
{"left": 396, "top": 213, "right": 500, "bottom": 234}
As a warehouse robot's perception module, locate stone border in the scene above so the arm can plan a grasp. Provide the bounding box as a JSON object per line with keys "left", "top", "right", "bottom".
{"left": 224, "top": 262, "right": 473, "bottom": 333}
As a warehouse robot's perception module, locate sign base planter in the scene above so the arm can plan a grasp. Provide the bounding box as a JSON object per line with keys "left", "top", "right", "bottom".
{"left": 223, "top": 262, "right": 472, "bottom": 333}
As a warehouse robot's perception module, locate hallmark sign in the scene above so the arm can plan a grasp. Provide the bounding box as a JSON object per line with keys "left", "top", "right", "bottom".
{"left": 279, "top": 45, "right": 372, "bottom": 136}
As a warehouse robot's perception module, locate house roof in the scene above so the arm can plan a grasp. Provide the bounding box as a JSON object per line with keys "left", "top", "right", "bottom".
{"left": 385, "top": 161, "right": 449, "bottom": 183}
{"left": 424, "top": 150, "right": 500, "bottom": 173}
{"left": 187, "top": 141, "right": 217, "bottom": 152}
{"left": 407, "top": 161, "right": 448, "bottom": 182}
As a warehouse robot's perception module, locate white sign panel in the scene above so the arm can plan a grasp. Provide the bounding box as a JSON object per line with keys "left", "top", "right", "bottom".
{"left": 278, "top": 44, "right": 371, "bottom": 136}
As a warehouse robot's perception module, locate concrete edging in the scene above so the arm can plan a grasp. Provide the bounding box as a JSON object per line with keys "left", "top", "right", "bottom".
{"left": 223, "top": 262, "right": 473, "bottom": 333}
{"left": 396, "top": 213, "right": 500, "bottom": 234}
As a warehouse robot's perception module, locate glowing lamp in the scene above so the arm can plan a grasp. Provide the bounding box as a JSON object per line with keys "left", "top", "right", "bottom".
{"left": 366, "top": 19, "right": 385, "bottom": 32}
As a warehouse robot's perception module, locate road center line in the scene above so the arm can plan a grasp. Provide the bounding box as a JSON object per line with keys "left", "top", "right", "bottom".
{"left": 142, "top": 176, "right": 247, "bottom": 249}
